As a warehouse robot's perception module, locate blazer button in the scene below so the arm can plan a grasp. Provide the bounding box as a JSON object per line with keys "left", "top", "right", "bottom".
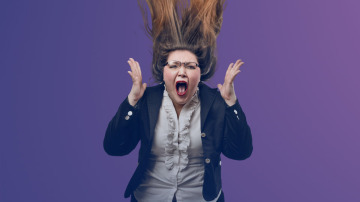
{"left": 125, "top": 115, "right": 130, "bottom": 120}
{"left": 205, "top": 158, "right": 211, "bottom": 164}
{"left": 219, "top": 161, "right": 221, "bottom": 166}
{"left": 234, "top": 109, "right": 238, "bottom": 114}
{"left": 128, "top": 111, "right": 133, "bottom": 116}
{"left": 201, "top": 133, "right": 206, "bottom": 138}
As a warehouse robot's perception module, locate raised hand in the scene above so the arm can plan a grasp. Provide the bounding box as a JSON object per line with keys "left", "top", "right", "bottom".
{"left": 127, "top": 58, "right": 147, "bottom": 106}
{"left": 217, "top": 59, "right": 244, "bottom": 106}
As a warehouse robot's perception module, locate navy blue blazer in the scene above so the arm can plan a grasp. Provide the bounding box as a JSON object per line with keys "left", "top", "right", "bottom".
{"left": 104, "top": 82, "right": 253, "bottom": 201}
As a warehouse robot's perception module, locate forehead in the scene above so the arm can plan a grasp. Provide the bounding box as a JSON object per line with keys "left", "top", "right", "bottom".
{"left": 168, "top": 50, "right": 198, "bottom": 63}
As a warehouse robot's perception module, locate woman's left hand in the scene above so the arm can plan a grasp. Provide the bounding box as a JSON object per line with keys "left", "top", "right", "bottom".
{"left": 217, "top": 59, "right": 244, "bottom": 106}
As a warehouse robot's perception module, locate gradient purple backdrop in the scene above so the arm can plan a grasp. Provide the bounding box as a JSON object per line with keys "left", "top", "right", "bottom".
{"left": 1, "top": 0, "right": 359, "bottom": 201}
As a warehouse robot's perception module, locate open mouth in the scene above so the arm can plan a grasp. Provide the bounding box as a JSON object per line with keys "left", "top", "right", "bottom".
{"left": 176, "top": 81, "right": 188, "bottom": 96}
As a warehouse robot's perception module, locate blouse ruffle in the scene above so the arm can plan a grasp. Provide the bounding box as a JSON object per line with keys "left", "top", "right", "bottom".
{"left": 163, "top": 88, "right": 200, "bottom": 171}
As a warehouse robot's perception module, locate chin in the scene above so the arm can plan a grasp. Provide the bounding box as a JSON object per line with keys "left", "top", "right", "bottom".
{"left": 172, "top": 94, "right": 188, "bottom": 106}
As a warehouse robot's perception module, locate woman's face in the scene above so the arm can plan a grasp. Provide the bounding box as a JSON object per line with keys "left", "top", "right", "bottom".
{"left": 163, "top": 50, "right": 201, "bottom": 107}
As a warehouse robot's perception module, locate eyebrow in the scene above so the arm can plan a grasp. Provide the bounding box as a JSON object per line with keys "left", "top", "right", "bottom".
{"left": 167, "top": 60, "right": 199, "bottom": 64}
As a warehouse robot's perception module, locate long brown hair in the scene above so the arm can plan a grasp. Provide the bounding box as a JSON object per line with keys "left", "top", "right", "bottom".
{"left": 138, "top": 0, "right": 225, "bottom": 82}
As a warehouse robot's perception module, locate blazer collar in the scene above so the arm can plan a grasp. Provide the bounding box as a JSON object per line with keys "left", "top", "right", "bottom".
{"left": 198, "top": 82, "right": 216, "bottom": 130}
{"left": 147, "top": 84, "right": 164, "bottom": 142}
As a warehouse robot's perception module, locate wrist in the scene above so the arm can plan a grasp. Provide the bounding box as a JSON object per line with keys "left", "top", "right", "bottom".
{"left": 127, "top": 95, "right": 138, "bottom": 106}
{"left": 225, "top": 99, "right": 236, "bottom": 107}
{"left": 224, "top": 95, "right": 237, "bottom": 107}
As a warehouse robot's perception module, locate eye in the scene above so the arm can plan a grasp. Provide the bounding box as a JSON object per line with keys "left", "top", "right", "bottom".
{"left": 185, "top": 62, "right": 198, "bottom": 70}
{"left": 167, "top": 61, "right": 180, "bottom": 69}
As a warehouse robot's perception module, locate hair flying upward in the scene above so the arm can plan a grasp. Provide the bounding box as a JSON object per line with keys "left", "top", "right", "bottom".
{"left": 138, "top": 0, "right": 225, "bottom": 82}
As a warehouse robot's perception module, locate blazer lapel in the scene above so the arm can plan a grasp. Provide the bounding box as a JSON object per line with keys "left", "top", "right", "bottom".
{"left": 199, "top": 82, "right": 216, "bottom": 130}
{"left": 147, "top": 84, "right": 164, "bottom": 142}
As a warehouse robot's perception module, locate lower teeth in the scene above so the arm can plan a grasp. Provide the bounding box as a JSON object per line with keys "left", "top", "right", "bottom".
{"left": 178, "top": 86, "right": 185, "bottom": 93}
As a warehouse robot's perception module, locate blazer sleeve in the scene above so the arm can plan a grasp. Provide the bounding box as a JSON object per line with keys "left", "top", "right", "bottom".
{"left": 222, "top": 99, "right": 253, "bottom": 160}
{"left": 103, "top": 96, "right": 142, "bottom": 156}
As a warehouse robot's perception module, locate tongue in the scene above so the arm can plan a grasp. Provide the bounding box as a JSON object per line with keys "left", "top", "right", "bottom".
{"left": 177, "top": 86, "right": 186, "bottom": 95}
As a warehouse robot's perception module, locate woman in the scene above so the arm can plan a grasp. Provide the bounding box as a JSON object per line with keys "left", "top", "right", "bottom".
{"left": 104, "top": 0, "right": 253, "bottom": 201}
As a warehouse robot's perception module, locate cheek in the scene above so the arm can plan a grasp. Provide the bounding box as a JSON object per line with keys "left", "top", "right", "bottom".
{"left": 189, "top": 70, "right": 201, "bottom": 84}
{"left": 163, "top": 69, "right": 171, "bottom": 81}
{"left": 163, "top": 69, "right": 176, "bottom": 86}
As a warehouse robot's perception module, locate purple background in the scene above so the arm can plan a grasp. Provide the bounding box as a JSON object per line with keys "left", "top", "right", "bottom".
{"left": 1, "top": 0, "right": 359, "bottom": 201}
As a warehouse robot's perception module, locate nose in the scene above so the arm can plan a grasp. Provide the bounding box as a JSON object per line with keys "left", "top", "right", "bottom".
{"left": 177, "top": 65, "right": 187, "bottom": 77}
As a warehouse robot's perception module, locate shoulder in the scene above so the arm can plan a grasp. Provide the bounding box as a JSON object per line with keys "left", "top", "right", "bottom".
{"left": 198, "top": 82, "right": 218, "bottom": 94}
{"left": 198, "top": 82, "right": 226, "bottom": 110}
{"left": 198, "top": 82, "right": 222, "bottom": 100}
{"left": 141, "top": 83, "right": 164, "bottom": 98}
{"left": 145, "top": 83, "right": 164, "bottom": 94}
{"left": 137, "top": 83, "right": 164, "bottom": 108}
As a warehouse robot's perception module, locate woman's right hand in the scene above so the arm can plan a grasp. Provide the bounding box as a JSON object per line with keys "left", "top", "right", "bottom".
{"left": 127, "top": 58, "right": 147, "bottom": 106}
